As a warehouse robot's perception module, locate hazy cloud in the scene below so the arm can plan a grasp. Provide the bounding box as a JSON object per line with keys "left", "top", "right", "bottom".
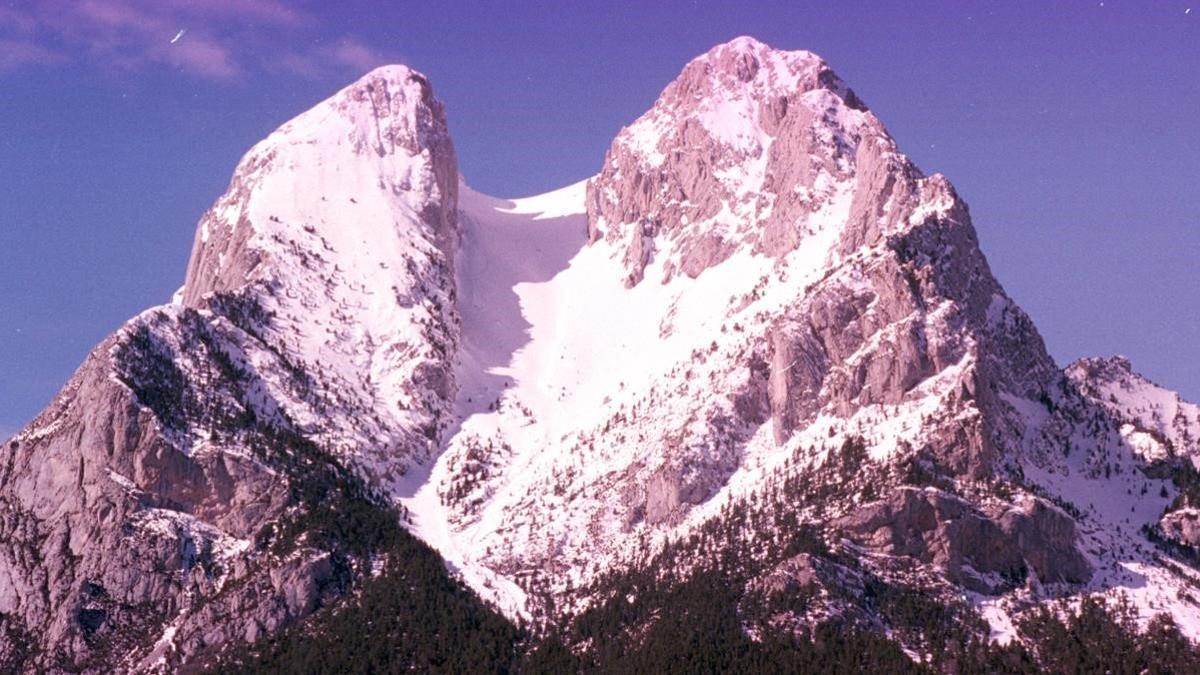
{"left": 0, "top": 38, "right": 67, "bottom": 69}
{"left": 272, "top": 36, "right": 386, "bottom": 79}
{"left": 330, "top": 39, "right": 380, "bottom": 73}
{"left": 0, "top": 1, "right": 388, "bottom": 80}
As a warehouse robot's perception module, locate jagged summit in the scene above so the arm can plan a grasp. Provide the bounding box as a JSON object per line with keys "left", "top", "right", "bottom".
{"left": 588, "top": 38, "right": 908, "bottom": 287}
{"left": 169, "top": 61, "right": 462, "bottom": 491}
{"left": 686, "top": 36, "right": 863, "bottom": 109}
{"left": 181, "top": 63, "right": 457, "bottom": 306}
{"left": 355, "top": 62, "right": 428, "bottom": 87}
{"left": 427, "top": 37, "right": 1069, "bottom": 624}
{"left": 1, "top": 64, "right": 468, "bottom": 670}
{"left": 1070, "top": 353, "right": 1135, "bottom": 377}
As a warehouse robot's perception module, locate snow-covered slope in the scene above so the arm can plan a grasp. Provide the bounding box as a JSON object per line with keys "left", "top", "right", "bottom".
{"left": 400, "top": 180, "right": 591, "bottom": 616}
{"left": 405, "top": 35, "right": 1053, "bottom": 612}
{"left": 1068, "top": 356, "right": 1200, "bottom": 465}
{"left": 176, "top": 64, "right": 461, "bottom": 490}
{"left": 400, "top": 38, "right": 1200, "bottom": 646}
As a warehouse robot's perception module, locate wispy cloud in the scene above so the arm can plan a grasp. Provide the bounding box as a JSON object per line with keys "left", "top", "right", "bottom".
{"left": 330, "top": 39, "right": 380, "bottom": 73}
{"left": 272, "top": 36, "right": 385, "bottom": 79}
{"left": 0, "top": 1, "right": 390, "bottom": 80}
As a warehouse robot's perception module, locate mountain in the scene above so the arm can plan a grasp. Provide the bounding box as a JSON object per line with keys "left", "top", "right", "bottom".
{"left": 0, "top": 64, "right": 473, "bottom": 672}
{"left": 3, "top": 37, "right": 1199, "bottom": 673}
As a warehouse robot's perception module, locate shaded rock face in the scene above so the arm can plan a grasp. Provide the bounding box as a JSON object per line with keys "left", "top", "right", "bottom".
{"left": 836, "top": 488, "right": 1022, "bottom": 594}
{"left": 744, "top": 552, "right": 871, "bottom": 633}
{"left": 765, "top": 201, "right": 1059, "bottom": 477}
{"left": 756, "top": 553, "right": 864, "bottom": 598}
{"left": 995, "top": 497, "right": 1093, "bottom": 586}
{"left": 0, "top": 308, "right": 302, "bottom": 671}
{"left": 836, "top": 488, "right": 1090, "bottom": 593}
{"left": 645, "top": 465, "right": 686, "bottom": 525}
{"left": 642, "top": 459, "right": 733, "bottom": 526}
{"left": 0, "top": 65, "right": 461, "bottom": 672}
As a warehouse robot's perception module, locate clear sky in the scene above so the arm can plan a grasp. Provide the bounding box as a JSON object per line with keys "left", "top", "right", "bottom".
{"left": 1, "top": 1, "right": 1197, "bottom": 437}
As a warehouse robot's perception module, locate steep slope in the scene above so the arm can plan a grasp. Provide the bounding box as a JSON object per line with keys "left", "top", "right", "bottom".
{"left": 1068, "top": 356, "right": 1200, "bottom": 465}
{"left": 0, "top": 65, "right": 475, "bottom": 672}
{"left": 177, "top": 64, "right": 460, "bottom": 489}
{"left": 1066, "top": 356, "right": 1200, "bottom": 557}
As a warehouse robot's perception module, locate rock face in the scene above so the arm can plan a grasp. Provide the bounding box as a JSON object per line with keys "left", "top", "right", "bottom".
{"left": 836, "top": 488, "right": 1091, "bottom": 593}
{"left": 837, "top": 488, "right": 1025, "bottom": 594}
{"left": 996, "top": 497, "right": 1093, "bottom": 585}
{"left": 1160, "top": 508, "right": 1200, "bottom": 548}
{"left": 744, "top": 552, "right": 871, "bottom": 635}
{"left": 0, "top": 65, "right": 461, "bottom": 672}
{"left": 182, "top": 68, "right": 459, "bottom": 304}
{"left": 588, "top": 39, "right": 858, "bottom": 284}
{"left": 586, "top": 37, "right": 1058, "bottom": 478}
{"left": 178, "top": 65, "right": 461, "bottom": 489}
{"left": 430, "top": 37, "right": 1088, "bottom": 613}
{"left": 0, "top": 308, "right": 314, "bottom": 671}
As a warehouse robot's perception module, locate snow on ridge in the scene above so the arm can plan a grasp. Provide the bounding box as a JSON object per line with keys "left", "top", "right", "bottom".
{"left": 498, "top": 178, "right": 590, "bottom": 219}
{"left": 1069, "top": 355, "right": 1200, "bottom": 463}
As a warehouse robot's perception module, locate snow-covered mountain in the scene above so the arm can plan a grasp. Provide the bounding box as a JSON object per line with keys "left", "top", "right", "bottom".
{"left": 178, "top": 63, "right": 461, "bottom": 488}
{"left": 0, "top": 64, "right": 462, "bottom": 672}
{"left": 2, "top": 37, "right": 1198, "bottom": 672}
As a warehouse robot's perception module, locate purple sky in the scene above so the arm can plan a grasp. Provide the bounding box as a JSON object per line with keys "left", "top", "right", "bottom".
{"left": 1, "top": 1, "right": 1198, "bottom": 437}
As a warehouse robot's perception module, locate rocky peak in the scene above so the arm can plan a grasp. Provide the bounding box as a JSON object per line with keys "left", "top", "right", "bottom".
{"left": 0, "top": 65, "right": 466, "bottom": 670}
{"left": 9, "top": 38, "right": 1200, "bottom": 672}
{"left": 170, "top": 64, "right": 463, "bottom": 489}
{"left": 181, "top": 63, "right": 458, "bottom": 306}
{"left": 424, "top": 42, "right": 1070, "bottom": 628}
{"left": 668, "top": 36, "right": 865, "bottom": 113}
{"left": 585, "top": 37, "right": 922, "bottom": 287}
{"left": 1067, "top": 354, "right": 1134, "bottom": 381}
{"left": 579, "top": 39, "right": 1061, "bottom": 475}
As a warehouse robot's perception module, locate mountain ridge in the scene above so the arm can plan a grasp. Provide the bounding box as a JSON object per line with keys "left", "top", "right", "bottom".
{"left": 3, "top": 36, "right": 1199, "bottom": 672}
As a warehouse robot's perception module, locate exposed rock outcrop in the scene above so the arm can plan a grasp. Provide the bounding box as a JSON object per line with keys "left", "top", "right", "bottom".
{"left": 583, "top": 37, "right": 1060, "bottom": 482}
{"left": 836, "top": 488, "right": 1090, "bottom": 593}
{"left": 1160, "top": 508, "right": 1200, "bottom": 549}
{"left": 587, "top": 37, "right": 864, "bottom": 283}
{"left": 995, "top": 496, "right": 1092, "bottom": 586}
{"left": 744, "top": 552, "right": 871, "bottom": 633}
